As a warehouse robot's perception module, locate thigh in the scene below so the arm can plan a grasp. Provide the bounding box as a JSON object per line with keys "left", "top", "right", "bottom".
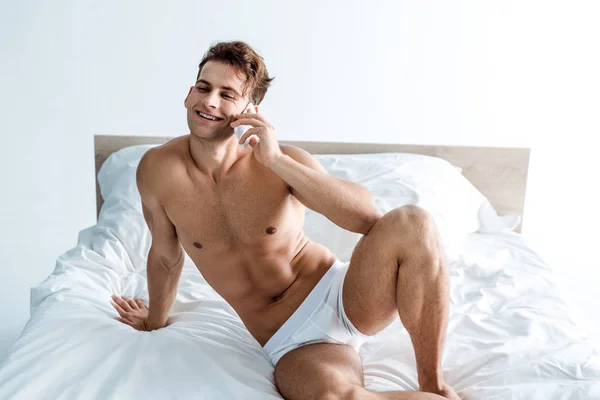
{"left": 274, "top": 343, "right": 364, "bottom": 400}
{"left": 343, "top": 206, "right": 433, "bottom": 336}
{"left": 342, "top": 211, "right": 402, "bottom": 337}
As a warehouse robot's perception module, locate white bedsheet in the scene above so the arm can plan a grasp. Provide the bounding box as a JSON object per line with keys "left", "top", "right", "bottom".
{"left": 1, "top": 224, "right": 599, "bottom": 399}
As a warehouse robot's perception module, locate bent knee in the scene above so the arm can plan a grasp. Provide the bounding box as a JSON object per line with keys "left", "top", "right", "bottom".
{"left": 316, "top": 384, "right": 364, "bottom": 400}
{"left": 378, "top": 205, "right": 439, "bottom": 238}
{"left": 392, "top": 204, "right": 436, "bottom": 228}
{"left": 274, "top": 344, "right": 364, "bottom": 400}
{"left": 276, "top": 374, "right": 363, "bottom": 400}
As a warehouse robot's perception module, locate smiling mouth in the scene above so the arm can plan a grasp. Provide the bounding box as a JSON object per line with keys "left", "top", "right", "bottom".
{"left": 196, "top": 111, "right": 224, "bottom": 122}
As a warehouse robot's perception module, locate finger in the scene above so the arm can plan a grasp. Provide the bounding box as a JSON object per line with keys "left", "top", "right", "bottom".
{"left": 111, "top": 301, "right": 127, "bottom": 316}
{"left": 238, "top": 127, "right": 262, "bottom": 145}
{"left": 114, "top": 296, "right": 133, "bottom": 312}
{"left": 238, "top": 111, "right": 267, "bottom": 122}
{"left": 237, "top": 113, "right": 268, "bottom": 124}
{"left": 252, "top": 113, "right": 268, "bottom": 124}
{"left": 248, "top": 136, "right": 260, "bottom": 148}
{"left": 135, "top": 298, "right": 147, "bottom": 309}
{"left": 231, "top": 117, "right": 265, "bottom": 128}
{"left": 127, "top": 298, "right": 138, "bottom": 309}
{"left": 110, "top": 296, "right": 128, "bottom": 314}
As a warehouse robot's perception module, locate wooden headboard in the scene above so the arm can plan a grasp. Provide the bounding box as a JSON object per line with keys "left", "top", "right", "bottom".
{"left": 94, "top": 135, "right": 530, "bottom": 232}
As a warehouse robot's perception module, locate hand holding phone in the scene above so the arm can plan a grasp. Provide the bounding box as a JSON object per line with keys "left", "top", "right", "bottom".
{"left": 234, "top": 103, "right": 255, "bottom": 149}
{"left": 231, "top": 104, "right": 282, "bottom": 167}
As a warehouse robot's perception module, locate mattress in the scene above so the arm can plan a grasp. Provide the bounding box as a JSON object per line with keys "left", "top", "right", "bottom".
{"left": 1, "top": 230, "right": 599, "bottom": 398}
{"left": 1, "top": 147, "right": 599, "bottom": 399}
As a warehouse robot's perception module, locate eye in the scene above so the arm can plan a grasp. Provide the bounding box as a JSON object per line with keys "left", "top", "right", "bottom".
{"left": 196, "top": 87, "right": 208, "bottom": 92}
{"left": 223, "top": 94, "right": 234, "bottom": 99}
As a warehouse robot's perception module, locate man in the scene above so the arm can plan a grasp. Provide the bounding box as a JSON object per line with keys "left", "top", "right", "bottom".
{"left": 110, "top": 41, "right": 460, "bottom": 400}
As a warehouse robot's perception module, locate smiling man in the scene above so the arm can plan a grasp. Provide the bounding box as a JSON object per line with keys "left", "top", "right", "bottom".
{"left": 110, "top": 41, "right": 459, "bottom": 400}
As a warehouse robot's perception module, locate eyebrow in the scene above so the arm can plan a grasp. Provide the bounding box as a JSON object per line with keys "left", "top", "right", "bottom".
{"left": 196, "top": 79, "right": 241, "bottom": 97}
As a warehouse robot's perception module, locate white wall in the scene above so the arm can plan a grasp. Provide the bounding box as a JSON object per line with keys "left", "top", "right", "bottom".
{"left": 1, "top": 0, "right": 599, "bottom": 361}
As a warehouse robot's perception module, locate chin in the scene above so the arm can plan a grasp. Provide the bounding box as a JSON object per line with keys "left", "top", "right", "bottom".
{"left": 189, "top": 130, "right": 211, "bottom": 140}
{"left": 188, "top": 122, "right": 212, "bottom": 135}
{"left": 190, "top": 127, "right": 233, "bottom": 143}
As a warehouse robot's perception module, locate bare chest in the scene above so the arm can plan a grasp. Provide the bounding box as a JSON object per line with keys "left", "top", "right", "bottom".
{"left": 163, "top": 161, "right": 305, "bottom": 257}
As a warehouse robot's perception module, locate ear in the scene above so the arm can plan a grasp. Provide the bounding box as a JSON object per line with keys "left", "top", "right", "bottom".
{"left": 184, "top": 87, "right": 193, "bottom": 107}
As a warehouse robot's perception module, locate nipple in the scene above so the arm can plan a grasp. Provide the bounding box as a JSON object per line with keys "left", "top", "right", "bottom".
{"left": 193, "top": 242, "right": 203, "bottom": 249}
{"left": 266, "top": 226, "right": 277, "bottom": 235}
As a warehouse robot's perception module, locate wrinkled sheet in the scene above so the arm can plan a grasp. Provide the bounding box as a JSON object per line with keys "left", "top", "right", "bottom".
{"left": 1, "top": 225, "right": 599, "bottom": 398}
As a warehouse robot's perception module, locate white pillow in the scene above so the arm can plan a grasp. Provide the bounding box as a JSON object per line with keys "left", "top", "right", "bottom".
{"left": 97, "top": 144, "right": 160, "bottom": 272}
{"left": 97, "top": 145, "right": 515, "bottom": 264}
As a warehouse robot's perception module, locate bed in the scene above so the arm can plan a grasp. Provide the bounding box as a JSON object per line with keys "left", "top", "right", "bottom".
{"left": 0, "top": 135, "right": 598, "bottom": 399}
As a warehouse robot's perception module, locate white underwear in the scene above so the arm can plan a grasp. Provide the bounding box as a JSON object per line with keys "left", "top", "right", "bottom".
{"left": 262, "top": 259, "right": 375, "bottom": 366}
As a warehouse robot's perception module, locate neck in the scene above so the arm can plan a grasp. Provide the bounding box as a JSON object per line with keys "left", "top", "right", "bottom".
{"left": 188, "top": 133, "right": 247, "bottom": 183}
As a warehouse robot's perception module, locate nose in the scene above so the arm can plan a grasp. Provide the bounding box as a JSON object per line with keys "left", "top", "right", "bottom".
{"left": 202, "top": 90, "right": 220, "bottom": 110}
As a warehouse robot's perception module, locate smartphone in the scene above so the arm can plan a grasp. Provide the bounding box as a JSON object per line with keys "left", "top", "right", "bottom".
{"left": 234, "top": 103, "right": 255, "bottom": 149}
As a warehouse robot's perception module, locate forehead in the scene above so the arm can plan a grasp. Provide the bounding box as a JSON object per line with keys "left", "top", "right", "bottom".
{"left": 197, "top": 61, "right": 246, "bottom": 92}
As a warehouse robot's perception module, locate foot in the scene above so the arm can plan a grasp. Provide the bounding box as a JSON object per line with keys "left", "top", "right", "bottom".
{"left": 420, "top": 382, "right": 461, "bottom": 400}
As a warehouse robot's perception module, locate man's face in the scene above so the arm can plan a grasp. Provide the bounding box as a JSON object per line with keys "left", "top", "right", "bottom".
{"left": 184, "top": 60, "right": 250, "bottom": 141}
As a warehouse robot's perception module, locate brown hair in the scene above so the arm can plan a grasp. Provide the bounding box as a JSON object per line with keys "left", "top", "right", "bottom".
{"left": 196, "top": 41, "right": 275, "bottom": 105}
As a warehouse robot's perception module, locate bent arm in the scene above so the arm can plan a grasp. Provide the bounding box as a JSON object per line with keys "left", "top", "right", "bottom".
{"left": 269, "top": 145, "right": 382, "bottom": 235}
{"left": 137, "top": 149, "right": 185, "bottom": 331}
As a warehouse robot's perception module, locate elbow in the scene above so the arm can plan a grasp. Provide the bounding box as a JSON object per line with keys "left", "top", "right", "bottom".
{"left": 149, "top": 245, "right": 184, "bottom": 270}
{"left": 359, "top": 211, "right": 383, "bottom": 235}
{"left": 357, "top": 191, "right": 383, "bottom": 235}
{"left": 166, "top": 248, "right": 185, "bottom": 270}
{"left": 356, "top": 188, "right": 383, "bottom": 235}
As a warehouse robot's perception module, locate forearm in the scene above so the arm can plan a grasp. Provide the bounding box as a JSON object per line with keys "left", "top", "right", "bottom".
{"left": 269, "top": 154, "right": 382, "bottom": 234}
{"left": 145, "top": 248, "right": 184, "bottom": 330}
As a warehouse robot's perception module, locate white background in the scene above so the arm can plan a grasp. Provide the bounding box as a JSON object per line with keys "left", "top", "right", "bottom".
{"left": 1, "top": 0, "right": 599, "bottom": 361}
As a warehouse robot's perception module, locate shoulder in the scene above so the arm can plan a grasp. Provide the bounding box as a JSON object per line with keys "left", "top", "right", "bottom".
{"left": 137, "top": 136, "right": 188, "bottom": 202}
{"left": 140, "top": 135, "right": 188, "bottom": 171}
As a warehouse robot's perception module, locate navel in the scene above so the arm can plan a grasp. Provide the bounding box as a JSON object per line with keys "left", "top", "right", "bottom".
{"left": 265, "top": 226, "right": 277, "bottom": 235}
{"left": 193, "top": 242, "right": 203, "bottom": 249}
{"left": 271, "top": 294, "right": 283, "bottom": 303}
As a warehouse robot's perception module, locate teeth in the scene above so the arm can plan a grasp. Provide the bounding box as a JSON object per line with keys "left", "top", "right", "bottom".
{"left": 198, "top": 112, "right": 218, "bottom": 121}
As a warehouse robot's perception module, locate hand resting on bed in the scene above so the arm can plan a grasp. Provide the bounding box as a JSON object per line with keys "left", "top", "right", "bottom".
{"left": 111, "top": 295, "right": 151, "bottom": 331}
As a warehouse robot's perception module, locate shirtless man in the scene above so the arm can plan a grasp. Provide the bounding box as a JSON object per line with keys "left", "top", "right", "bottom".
{"left": 110, "top": 41, "right": 460, "bottom": 400}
